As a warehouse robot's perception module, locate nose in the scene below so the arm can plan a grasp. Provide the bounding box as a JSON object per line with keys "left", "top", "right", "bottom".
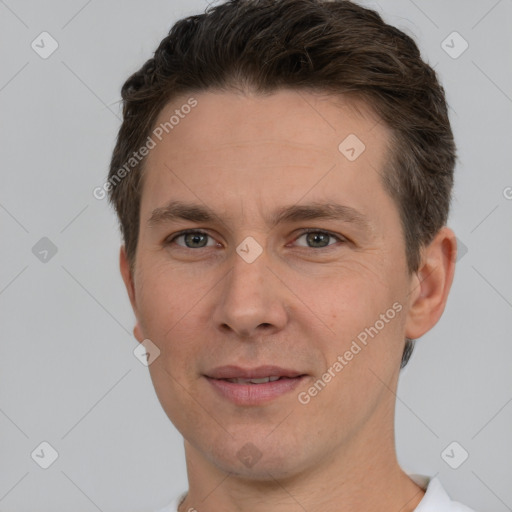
{"left": 212, "top": 248, "right": 289, "bottom": 339}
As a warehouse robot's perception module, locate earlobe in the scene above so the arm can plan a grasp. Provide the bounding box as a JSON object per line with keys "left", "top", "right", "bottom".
{"left": 133, "top": 324, "right": 144, "bottom": 343}
{"left": 119, "top": 246, "right": 144, "bottom": 343}
{"left": 404, "top": 227, "right": 457, "bottom": 340}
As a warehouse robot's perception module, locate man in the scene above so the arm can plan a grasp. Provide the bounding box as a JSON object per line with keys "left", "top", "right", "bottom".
{"left": 107, "top": 1, "right": 476, "bottom": 511}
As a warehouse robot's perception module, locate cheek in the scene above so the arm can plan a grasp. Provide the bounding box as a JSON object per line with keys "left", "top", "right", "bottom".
{"left": 137, "top": 257, "right": 201, "bottom": 321}
{"left": 293, "top": 268, "right": 389, "bottom": 330}
{"left": 135, "top": 264, "right": 209, "bottom": 362}
{"left": 137, "top": 267, "right": 209, "bottom": 425}
{"left": 295, "top": 267, "right": 407, "bottom": 371}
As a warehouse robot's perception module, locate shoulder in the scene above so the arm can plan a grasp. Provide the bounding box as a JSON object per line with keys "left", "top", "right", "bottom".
{"left": 155, "top": 479, "right": 480, "bottom": 512}
{"left": 412, "top": 475, "right": 479, "bottom": 512}
{"left": 153, "top": 491, "right": 187, "bottom": 512}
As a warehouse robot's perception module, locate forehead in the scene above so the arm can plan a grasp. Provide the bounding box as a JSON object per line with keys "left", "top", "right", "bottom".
{"left": 148, "top": 89, "right": 388, "bottom": 162}
{"left": 140, "top": 89, "right": 395, "bottom": 224}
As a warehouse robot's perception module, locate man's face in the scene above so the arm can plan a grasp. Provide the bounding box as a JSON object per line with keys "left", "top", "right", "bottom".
{"left": 124, "top": 90, "right": 418, "bottom": 478}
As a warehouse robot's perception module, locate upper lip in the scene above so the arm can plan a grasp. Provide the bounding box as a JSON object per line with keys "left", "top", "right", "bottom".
{"left": 206, "top": 365, "right": 305, "bottom": 379}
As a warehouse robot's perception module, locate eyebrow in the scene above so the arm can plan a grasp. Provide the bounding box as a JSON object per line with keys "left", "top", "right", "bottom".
{"left": 148, "top": 200, "right": 371, "bottom": 232}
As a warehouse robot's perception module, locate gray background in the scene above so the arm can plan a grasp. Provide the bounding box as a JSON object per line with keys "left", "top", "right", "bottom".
{"left": 0, "top": 0, "right": 511, "bottom": 510}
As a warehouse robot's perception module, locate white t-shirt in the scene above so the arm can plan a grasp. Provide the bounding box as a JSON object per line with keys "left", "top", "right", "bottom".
{"left": 154, "top": 474, "right": 477, "bottom": 512}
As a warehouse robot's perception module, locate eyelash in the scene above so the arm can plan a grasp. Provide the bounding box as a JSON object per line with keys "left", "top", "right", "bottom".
{"left": 166, "top": 228, "right": 346, "bottom": 249}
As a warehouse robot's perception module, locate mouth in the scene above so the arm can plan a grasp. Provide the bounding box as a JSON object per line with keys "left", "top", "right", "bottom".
{"left": 204, "top": 365, "right": 307, "bottom": 405}
{"left": 222, "top": 375, "right": 290, "bottom": 384}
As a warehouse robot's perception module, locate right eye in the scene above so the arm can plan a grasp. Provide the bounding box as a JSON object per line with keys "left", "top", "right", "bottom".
{"left": 166, "top": 230, "right": 219, "bottom": 249}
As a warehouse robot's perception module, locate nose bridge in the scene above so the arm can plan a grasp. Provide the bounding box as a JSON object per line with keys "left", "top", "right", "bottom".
{"left": 213, "top": 246, "right": 287, "bottom": 337}
{"left": 229, "top": 254, "right": 266, "bottom": 302}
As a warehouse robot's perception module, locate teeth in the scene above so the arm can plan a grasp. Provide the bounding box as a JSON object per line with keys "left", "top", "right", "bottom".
{"left": 225, "top": 376, "right": 282, "bottom": 384}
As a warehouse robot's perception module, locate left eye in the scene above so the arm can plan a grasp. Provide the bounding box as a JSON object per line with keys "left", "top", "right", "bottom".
{"left": 293, "top": 230, "right": 342, "bottom": 248}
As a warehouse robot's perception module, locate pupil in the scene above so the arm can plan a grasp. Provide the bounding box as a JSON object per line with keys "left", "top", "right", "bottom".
{"left": 307, "top": 232, "right": 329, "bottom": 247}
{"left": 186, "top": 233, "right": 207, "bottom": 248}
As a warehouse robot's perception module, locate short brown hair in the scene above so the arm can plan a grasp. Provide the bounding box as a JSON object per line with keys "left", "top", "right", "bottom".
{"left": 108, "top": 0, "right": 456, "bottom": 368}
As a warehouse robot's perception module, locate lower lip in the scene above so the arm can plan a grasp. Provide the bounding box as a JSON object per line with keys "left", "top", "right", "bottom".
{"left": 205, "top": 376, "right": 306, "bottom": 405}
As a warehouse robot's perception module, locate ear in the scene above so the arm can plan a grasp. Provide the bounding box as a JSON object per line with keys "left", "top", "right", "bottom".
{"left": 404, "top": 227, "right": 457, "bottom": 340}
{"left": 119, "top": 246, "right": 144, "bottom": 343}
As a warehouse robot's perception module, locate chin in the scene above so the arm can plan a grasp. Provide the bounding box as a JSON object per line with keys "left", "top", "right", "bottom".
{"left": 202, "top": 433, "right": 312, "bottom": 481}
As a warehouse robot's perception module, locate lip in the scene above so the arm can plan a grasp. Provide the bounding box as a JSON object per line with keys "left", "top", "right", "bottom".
{"left": 204, "top": 366, "right": 307, "bottom": 406}
{"left": 205, "top": 376, "right": 307, "bottom": 405}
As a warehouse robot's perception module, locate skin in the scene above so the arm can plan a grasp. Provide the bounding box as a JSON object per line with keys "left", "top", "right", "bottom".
{"left": 120, "top": 89, "right": 457, "bottom": 512}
